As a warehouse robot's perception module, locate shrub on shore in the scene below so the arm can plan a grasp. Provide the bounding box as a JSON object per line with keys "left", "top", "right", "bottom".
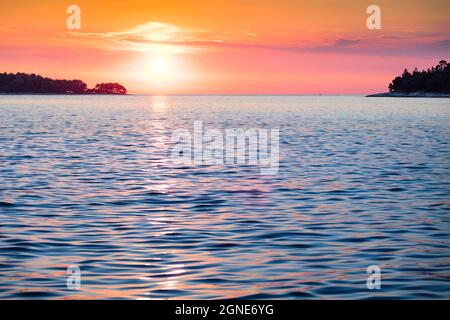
{"left": 0, "top": 72, "right": 127, "bottom": 94}
{"left": 388, "top": 60, "right": 449, "bottom": 93}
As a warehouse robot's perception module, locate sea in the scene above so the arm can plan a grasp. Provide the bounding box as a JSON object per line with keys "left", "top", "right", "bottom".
{"left": 0, "top": 95, "right": 449, "bottom": 299}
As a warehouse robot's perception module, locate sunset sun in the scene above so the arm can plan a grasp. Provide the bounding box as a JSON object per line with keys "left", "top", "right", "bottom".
{"left": 152, "top": 58, "right": 167, "bottom": 75}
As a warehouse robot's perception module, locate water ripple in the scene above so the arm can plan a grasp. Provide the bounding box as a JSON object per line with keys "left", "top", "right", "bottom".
{"left": 0, "top": 95, "right": 449, "bottom": 299}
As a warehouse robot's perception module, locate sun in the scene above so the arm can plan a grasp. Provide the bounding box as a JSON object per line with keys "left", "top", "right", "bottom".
{"left": 152, "top": 58, "right": 167, "bottom": 75}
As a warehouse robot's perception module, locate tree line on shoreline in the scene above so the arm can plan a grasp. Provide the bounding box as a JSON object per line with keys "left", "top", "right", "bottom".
{"left": 0, "top": 72, "right": 127, "bottom": 94}
{"left": 388, "top": 60, "right": 449, "bottom": 93}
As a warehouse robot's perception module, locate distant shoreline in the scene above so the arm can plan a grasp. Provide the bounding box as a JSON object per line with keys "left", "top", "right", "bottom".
{"left": 366, "top": 92, "right": 450, "bottom": 98}
{"left": 0, "top": 72, "right": 127, "bottom": 95}
{"left": 0, "top": 92, "right": 448, "bottom": 97}
{"left": 0, "top": 93, "right": 129, "bottom": 96}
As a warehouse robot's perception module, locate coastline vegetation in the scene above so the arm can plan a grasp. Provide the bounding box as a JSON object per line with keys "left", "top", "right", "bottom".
{"left": 388, "top": 60, "right": 449, "bottom": 93}
{"left": 0, "top": 72, "right": 127, "bottom": 94}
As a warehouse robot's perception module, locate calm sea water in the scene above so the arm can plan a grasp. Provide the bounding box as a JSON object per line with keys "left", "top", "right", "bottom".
{"left": 0, "top": 95, "right": 449, "bottom": 299}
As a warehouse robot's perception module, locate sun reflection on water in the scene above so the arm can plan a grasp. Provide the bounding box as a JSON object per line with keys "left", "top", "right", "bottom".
{"left": 150, "top": 95, "right": 169, "bottom": 112}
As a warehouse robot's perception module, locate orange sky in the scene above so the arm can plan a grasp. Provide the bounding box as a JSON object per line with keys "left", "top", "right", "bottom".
{"left": 0, "top": 0, "right": 449, "bottom": 94}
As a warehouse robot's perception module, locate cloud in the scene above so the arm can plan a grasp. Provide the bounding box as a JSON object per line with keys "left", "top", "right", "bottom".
{"left": 0, "top": 26, "right": 20, "bottom": 32}
{"left": 243, "top": 29, "right": 256, "bottom": 37}
{"left": 80, "top": 21, "right": 202, "bottom": 42}
{"left": 68, "top": 21, "right": 449, "bottom": 58}
{"left": 70, "top": 21, "right": 207, "bottom": 53}
{"left": 335, "top": 39, "right": 360, "bottom": 46}
{"left": 435, "top": 39, "right": 450, "bottom": 48}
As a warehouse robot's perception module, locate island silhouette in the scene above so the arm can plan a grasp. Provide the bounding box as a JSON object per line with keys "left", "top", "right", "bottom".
{"left": 0, "top": 72, "right": 127, "bottom": 94}
{"left": 368, "top": 60, "right": 450, "bottom": 97}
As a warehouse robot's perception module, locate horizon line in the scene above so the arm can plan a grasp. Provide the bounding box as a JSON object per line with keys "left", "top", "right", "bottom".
{"left": 0, "top": 92, "right": 376, "bottom": 96}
